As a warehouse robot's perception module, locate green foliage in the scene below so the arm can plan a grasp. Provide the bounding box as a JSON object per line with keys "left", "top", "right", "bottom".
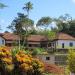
{"left": 32, "top": 48, "right": 46, "bottom": 56}
{"left": 8, "top": 13, "right": 34, "bottom": 34}
{"left": 68, "top": 20, "right": 75, "bottom": 36}
{"left": 8, "top": 3, "right": 34, "bottom": 47}
{"left": 23, "top": 1, "right": 33, "bottom": 15}
{"left": 36, "top": 17, "right": 52, "bottom": 29}
{"left": 32, "top": 49, "right": 38, "bottom": 56}
{"left": 44, "top": 30, "right": 56, "bottom": 40}
{"left": 0, "top": 46, "right": 44, "bottom": 75}
{"left": 11, "top": 46, "right": 26, "bottom": 56}
{"left": 11, "top": 47, "right": 20, "bottom": 57}
{"left": 64, "top": 66, "right": 70, "bottom": 75}
{"left": 53, "top": 14, "right": 75, "bottom": 36}
{"left": 0, "top": 3, "right": 7, "bottom": 9}
{"left": 68, "top": 50, "right": 75, "bottom": 73}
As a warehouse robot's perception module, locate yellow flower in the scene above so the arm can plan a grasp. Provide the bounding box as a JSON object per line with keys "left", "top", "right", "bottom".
{"left": 20, "top": 63, "right": 30, "bottom": 71}
{"left": 5, "top": 64, "right": 14, "bottom": 72}
{"left": 1, "top": 52, "right": 6, "bottom": 56}
{"left": 2, "top": 58, "right": 12, "bottom": 64}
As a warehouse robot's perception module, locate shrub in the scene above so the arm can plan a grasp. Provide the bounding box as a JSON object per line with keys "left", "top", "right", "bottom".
{"left": 67, "top": 50, "right": 75, "bottom": 73}
{"left": 14, "top": 50, "right": 44, "bottom": 75}
{"left": 0, "top": 46, "right": 44, "bottom": 75}
{"left": 0, "top": 46, "right": 14, "bottom": 75}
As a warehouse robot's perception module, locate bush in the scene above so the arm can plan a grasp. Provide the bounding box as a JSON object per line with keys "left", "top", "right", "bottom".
{"left": 0, "top": 46, "right": 14, "bottom": 75}
{"left": 68, "top": 50, "right": 75, "bottom": 73}
{"left": 0, "top": 46, "right": 44, "bottom": 75}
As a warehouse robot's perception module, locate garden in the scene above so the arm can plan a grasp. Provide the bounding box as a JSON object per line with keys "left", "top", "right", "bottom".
{"left": 0, "top": 46, "right": 66, "bottom": 75}
{"left": 0, "top": 46, "right": 44, "bottom": 75}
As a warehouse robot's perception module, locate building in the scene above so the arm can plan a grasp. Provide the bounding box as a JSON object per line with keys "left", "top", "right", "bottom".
{"left": 0, "top": 32, "right": 75, "bottom": 51}
{"left": 50, "top": 33, "right": 75, "bottom": 52}
{"left": 0, "top": 33, "right": 19, "bottom": 46}
{"left": 0, "top": 35, "right": 5, "bottom": 45}
{"left": 36, "top": 54, "right": 67, "bottom": 65}
{"left": 27, "top": 35, "right": 49, "bottom": 49}
{"left": 27, "top": 33, "right": 75, "bottom": 65}
{"left": 0, "top": 32, "right": 74, "bottom": 65}
{"left": 27, "top": 33, "right": 75, "bottom": 51}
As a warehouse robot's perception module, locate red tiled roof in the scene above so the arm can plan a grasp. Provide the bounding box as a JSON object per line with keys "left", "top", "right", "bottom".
{"left": 27, "top": 35, "right": 48, "bottom": 41}
{"left": 55, "top": 32, "right": 75, "bottom": 40}
{"left": 0, "top": 33, "right": 19, "bottom": 40}
{"left": 0, "top": 32, "right": 74, "bottom": 41}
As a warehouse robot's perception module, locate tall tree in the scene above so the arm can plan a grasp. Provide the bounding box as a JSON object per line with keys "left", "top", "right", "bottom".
{"left": 36, "top": 17, "right": 52, "bottom": 30}
{"left": 52, "top": 14, "right": 75, "bottom": 37}
{"left": 8, "top": 13, "right": 34, "bottom": 48}
{"left": 53, "top": 14, "right": 72, "bottom": 33}
{"left": 23, "top": 1, "right": 33, "bottom": 18}
{"left": 8, "top": 13, "right": 34, "bottom": 35}
{"left": 68, "top": 20, "right": 75, "bottom": 36}
{"left": 22, "top": 1, "right": 33, "bottom": 47}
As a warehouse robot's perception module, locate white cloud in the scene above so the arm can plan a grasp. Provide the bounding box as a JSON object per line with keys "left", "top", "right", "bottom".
{"left": 72, "top": 0, "right": 75, "bottom": 3}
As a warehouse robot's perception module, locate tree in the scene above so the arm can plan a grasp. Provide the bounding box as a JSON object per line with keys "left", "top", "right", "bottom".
{"left": 68, "top": 50, "right": 75, "bottom": 74}
{"left": 53, "top": 14, "right": 75, "bottom": 37}
{"left": 68, "top": 20, "right": 75, "bottom": 37}
{"left": 53, "top": 14, "right": 73, "bottom": 34}
{"left": 8, "top": 13, "right": 26, "bottom": 34}
{"left": 23, "top": 1, "right": 33, "bottom": 17}
{"left": 8, "top": 13, "right": 34, "bottom": 48}
{"left": 0, "top": 3, "right": 7, "bottom": 9}
{"left": 36, "top": 17, "right": 55, "bottom": 41}
{"left": 23, "top": 1, "right": 33, "bottom": 47}
{"left": 36, "top": 17, "right": 52, "bottom": 30}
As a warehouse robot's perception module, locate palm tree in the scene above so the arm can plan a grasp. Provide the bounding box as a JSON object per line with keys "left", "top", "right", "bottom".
{"left": 23, "top": 1, "right": 33, "bottom": 18}
{"left": 22, "top": 1, "right": 33, "bottom": 47}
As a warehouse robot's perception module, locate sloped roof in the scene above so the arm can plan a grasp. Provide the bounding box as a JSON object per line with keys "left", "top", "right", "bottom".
{"left": 55, "top": 32, "right": 75, "bottom": 40}
{"left": 0, "top": 32, "right": 74, "bottom": 41}
{"left": 27, "top": 35, "right": 48, "bottom": 41}
{"left": 0, "top": 33, "right": 19, "bottom": 40}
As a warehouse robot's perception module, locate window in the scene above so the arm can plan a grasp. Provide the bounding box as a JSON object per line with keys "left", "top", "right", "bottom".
{"left": 55, "top": 55, "right": 67, "bottom": 65}
{"left": 69, "top": 42, "right": 73, "bottom": 47}
{"left": 48, "top": 43, "right": 51, "bottom": 47}
{"left": 2, "top": 40, "right": 4, "bottom": 44}
{"left": 62, "top": 43, "right": 64, "bottom": 48}
{"left": 29, "top": 44, "right": 32, "bottom": 47}
{"left": 55, "top": 56, "right": 67, "bottom": 61}
{"left": 46, "top": 57, "right": 50, "bottom": 60}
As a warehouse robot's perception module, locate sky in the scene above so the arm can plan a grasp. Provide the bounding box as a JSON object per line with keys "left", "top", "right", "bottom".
{"left": 1, "top": 0, "right": 75, "bottom": 32}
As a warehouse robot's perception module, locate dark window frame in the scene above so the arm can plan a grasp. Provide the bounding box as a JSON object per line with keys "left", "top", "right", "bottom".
{"left": 69, "top": 42, "right": 73, "bottom": 47}
{"left": 2, "top": 40, "right": 4, "bottom": 44}
{"left": 62, "top": 43, "right": 64, "bottom": 48}
{"left": 46, "top": 57, "right": 50, "bottom": 60}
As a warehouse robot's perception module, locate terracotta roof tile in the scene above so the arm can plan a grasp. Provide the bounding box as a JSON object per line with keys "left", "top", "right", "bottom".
{"left": 55, "top": 32, "right": 75, "bottom": 40}
{"left": 27, "top": 35, "right": 48, "bottom": 41}
{"left": 0, "top": 33, "right": 19, "bottom": 40}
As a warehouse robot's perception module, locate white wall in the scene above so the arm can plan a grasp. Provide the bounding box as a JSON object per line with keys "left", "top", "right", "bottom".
{"left": 56, "top": 40, "right": 75, "bottom": 49}
{"left": 0, "top": 37, "right": 5, "bottom": 45}
{"left": 36, "top": 54, "right": 67, "bottom": 65}
{"left": 37, "top": 54, "right": 55, "bottom": 64}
